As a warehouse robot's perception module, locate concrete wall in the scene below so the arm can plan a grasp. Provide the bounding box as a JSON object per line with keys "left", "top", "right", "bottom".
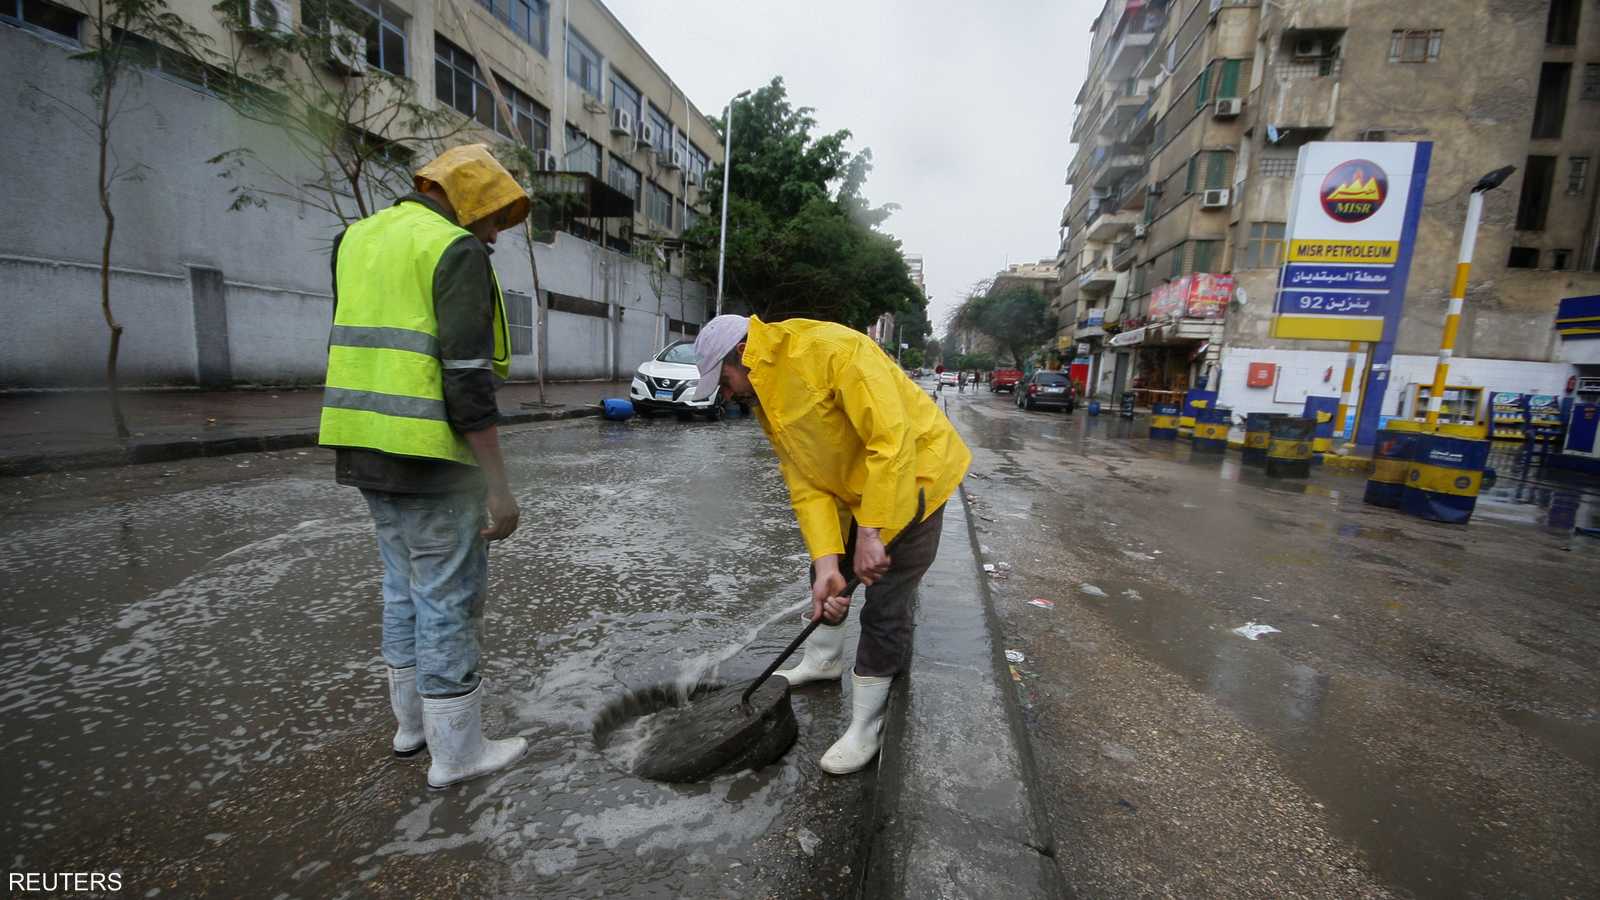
{"left": 0, "top": 24, "right": 708, "bottom": 388}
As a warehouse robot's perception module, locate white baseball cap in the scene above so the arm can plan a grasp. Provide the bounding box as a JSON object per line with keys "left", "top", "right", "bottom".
{"left": 688, "top": 315, "right": 751, "bottom": 401}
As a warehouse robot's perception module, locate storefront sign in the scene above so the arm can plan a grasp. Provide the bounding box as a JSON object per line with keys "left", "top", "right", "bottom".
{"left": 1273, "top": 143, "right": 1430, "bottom": 342}
{"left": 1186, "top": 273, "right": 1233, "bottom": 319}
{"left": 1086, "top": 309, "right": 1106, "bottom": 327}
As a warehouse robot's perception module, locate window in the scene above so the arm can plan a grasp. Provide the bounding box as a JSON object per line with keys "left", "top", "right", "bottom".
{"left": 1546, "top": 0, "right": 1579, "bottom": 45}
{"left": 1217, "top": 59, "right": 1242, "bottom": 99}
{"left": 645, "top": 181, "right": 673, "bottom": 230}
{"left": 1506, "top": 247, "right": 1539, "bottom": 268}
{"left": 607, "top": 156, "right": 641, "bottom": 207}
{"left": 645, "top": 104, "right": 671, "bottom": 153}
{"left": 566, "top": 29, "right": 601, "bottom": 96}
{"left": 476, "top": 0, "right": 547, "bottom": 53}
{"left": 120, "top": 30, "right": 222, "bottom": 93}
{"left": 1551, "top": 249, "right": 1573, "bottom": 271}
{"left": 495, "top": 77, "right": 549, "bottom": 150}
{"left": 609, "top": 71, "right": 641, "bottom": 127}
{"left": 1532, "top": 63, "right": 1571, "bottom": 139}
{"left": 1585, "top": 64, "right": 1600, "bottom": 101}
{"left": 1516, "top": 156, "right": 1557, "bottom": 231}
{"left": 2, "top": 0, "right": 80, "bottom": 41}
{"left": 349, "top": 0, "right": 406, "bottom": 76}
{"left": 683, "top": 205, "right": 702, "bottom": 231}
{"left": 504, "top": 290, "right": 534, "bottom": 355}
{"left": 1204, "top": 151, "right": 1230, "bottom": 190}
{"left": 1240, "top": 222, "right": 1286, "bottom": 269}
{"left": 1259, "top": 155, "right": 1296, "bottom": 178}
{"left": 1388, "top": 30, "right": 1442, "bottom": 63}
{"left": 688, "top": 144, "right": 711, "bottom": 186}
{"left": 564, "top": 124, "right": 600, "bottom": 176}
{"left": 1192, "top": 240, "right": 1221, "bottom": 274}
{"left": 1194, "top": 63, "right": 1212, "bottom": 111}
{"left": 1169, "top": 245, "right": 1185, "bottom": 279}
{"left": 1570, "top": 157, "right": 1589, "bottom": 195}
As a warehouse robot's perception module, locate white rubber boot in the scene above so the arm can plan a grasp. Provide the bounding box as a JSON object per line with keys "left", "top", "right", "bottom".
{"left": 422, "top": 681, "right": 528, "bottom": 789}
{"left": 777, "top": 617, "right": 847, "bottom": 686}
{"left": 820, "top": 673, "right": 893, "bottom": 774}
{"left": 387, "top": 666, "right": 426, "bottom": 758}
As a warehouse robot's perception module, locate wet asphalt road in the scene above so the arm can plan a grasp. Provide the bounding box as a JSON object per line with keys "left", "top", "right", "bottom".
{"left": 1, "top": 415, "right": 872, "bottom": 898}
{"left": 938, "top": 383, "right": 1599, "bottom": 899}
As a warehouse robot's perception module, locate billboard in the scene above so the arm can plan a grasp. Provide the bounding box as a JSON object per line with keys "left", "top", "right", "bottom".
{"left": 1151, "top": 273, "right": 1234, "bottom": 320}
{"left": 1272, "top": 143, "right": 1430, "bottom": 342}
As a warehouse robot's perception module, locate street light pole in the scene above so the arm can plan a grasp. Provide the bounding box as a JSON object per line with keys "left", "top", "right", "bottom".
{"left": 714, "top": 89, "right": 750, "bottom": 317}
{"left": 1423, "top": 166, "right": 1515, "bottom": 425}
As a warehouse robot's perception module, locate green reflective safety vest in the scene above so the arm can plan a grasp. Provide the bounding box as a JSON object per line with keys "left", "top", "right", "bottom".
{"left": 319, "top": 201, "right": 511, "bottom": 466}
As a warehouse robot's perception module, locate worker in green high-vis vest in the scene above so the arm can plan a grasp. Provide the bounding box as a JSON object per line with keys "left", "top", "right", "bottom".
{"left": 319, "top": 144, "right": 530, "bottom": 790}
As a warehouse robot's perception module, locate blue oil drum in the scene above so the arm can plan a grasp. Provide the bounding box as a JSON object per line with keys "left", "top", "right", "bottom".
{"left": 1088, "top": 400, "right": 1102, "bottom": 416}
{"left": 1266, "top": 417, "right": 1316, "bottom": 479}
{"left": 1303, "top": 396, "right": 1340, "bottom": 462}
{"left": 1192, "top": 405, "right": 1232, "bottom": 453}
{"left": 1149, "top": 403, "right": 1180, "bottom": 440}
{"left": 1363, "top": 420, "right": 1426, "bottom": 508}
{"left": 1401, "top": 434, "right": 1490, "bottom": 524}
{"left": 1180, "top": 389, "right": 1217, "bottom": 436}
{"left": 1242, "top": 413, "right": 1285, "bottom": 465}
{"left": 601, "top": 398, "right": 635, "bottom": 421}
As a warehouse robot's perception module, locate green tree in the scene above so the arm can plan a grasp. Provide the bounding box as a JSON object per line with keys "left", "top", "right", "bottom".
{"left": 900, "top": 347, "right": 924, "bottom": 370}
{"left": 924, "top": 337, "right": 943, "bottom": 366}
{"left": 32, "top": 0, "right": 213, "bottom": 438}
{"left": 686, "top": 77, "right": 920, "bottom": 329}
{"left": 963, "top": 284, "right": 1056, "bottom": 368}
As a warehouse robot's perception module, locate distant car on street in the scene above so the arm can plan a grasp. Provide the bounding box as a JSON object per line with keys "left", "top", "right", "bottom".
{"left": 938, "top": 371, "right": 960, "bottom": 387}
{"left": 1016, "top": 370, "right": 1077, "bottom": 413}
{"left": 629, "top": 340, "right": 721, "bottom": 418}
{"left": 990, "top": 368, "right": 1024, "bottom": 393}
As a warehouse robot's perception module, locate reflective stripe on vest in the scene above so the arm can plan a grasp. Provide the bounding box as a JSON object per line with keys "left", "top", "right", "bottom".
{"left": 318, "top": 202, "right": 509, "bottom": 465}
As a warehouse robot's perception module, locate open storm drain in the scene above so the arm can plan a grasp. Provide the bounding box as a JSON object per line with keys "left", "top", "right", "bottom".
{"left": 592, "top": 679, "right": 798, "bottom": 783}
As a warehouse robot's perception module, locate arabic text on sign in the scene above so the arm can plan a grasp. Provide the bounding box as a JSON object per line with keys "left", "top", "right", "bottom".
{"left": 1282, "top": 264, "right": 1395, "bottom": 291}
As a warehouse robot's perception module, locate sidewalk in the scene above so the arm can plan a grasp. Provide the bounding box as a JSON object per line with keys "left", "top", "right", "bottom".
{"left": 861, "top": 486, "right": 1064, "bottom": 898}
{"left": 0, "top": 381, "right": 626, "bottom": 477}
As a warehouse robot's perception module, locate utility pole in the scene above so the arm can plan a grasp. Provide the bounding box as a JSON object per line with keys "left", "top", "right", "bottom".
{"left": 1424, "top": 166, "right": 1514, "bottom": 424}
{"left": 714, "top": 89, "right": 751, "bottom": 316}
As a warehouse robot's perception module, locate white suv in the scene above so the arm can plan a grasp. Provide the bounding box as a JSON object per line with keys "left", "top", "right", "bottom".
{"left": 629, "top": 340, "right": 720, "bottom": 418}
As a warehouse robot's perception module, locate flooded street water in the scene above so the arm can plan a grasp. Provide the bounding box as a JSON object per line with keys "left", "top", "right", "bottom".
{"left": 1, "top": 417, "right": 868, "bottom": 898}
{"left": 940, "top": 386, "right": 1599, "bottom": 899}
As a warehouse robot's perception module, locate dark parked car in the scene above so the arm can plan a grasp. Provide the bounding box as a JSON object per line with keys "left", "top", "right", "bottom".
{"left": 1015, "top": 370, "right": 1077, "bottom": 413}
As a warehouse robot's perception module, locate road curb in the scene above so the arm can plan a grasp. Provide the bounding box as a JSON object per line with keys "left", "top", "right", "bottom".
{"left": 0, "top": 407, "right": 602, "bottom": 478}
{"left": 858, "top": 485, "right": 1064, "bottom": 899}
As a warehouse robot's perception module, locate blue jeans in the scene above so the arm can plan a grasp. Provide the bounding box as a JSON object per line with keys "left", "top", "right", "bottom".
{"left": 361, "top": 488, "right": 487, "bottom": 697}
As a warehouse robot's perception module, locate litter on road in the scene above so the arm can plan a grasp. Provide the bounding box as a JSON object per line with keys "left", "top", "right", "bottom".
{"left": 1005, "top": 649, "right": 1025, "bottom": 664}
{"left": 1079, "top": 584, "right": 1108, "bottom": 598}
{"left": 1027, "top": 598, "right": 1056, "bottom": 610}
{"left": 1232, "top": 622, "right": 1282, "bottom": 641}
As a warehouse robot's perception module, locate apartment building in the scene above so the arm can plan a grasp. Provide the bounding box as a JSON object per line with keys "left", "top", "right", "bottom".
{"left": 1059, "top": 0, "right": 1600, "bottom": 418}
{"left": 0, "top": 0, "right": 722, "bottom": 387}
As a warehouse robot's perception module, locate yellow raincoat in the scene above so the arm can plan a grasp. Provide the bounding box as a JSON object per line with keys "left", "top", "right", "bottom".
{"left": 745, "top": 317, "right": 971, "bottom": 560}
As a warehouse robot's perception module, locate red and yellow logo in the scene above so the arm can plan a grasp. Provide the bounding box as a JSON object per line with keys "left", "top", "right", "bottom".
{"left": 1320, "top": 159, "right": 1388, "bottom": 223}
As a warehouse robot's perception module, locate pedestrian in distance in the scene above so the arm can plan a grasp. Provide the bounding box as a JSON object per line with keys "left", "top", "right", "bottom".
{"left": 318, "top": 144, "right": 530, "bottom": 789}
{"left": 687, "top": 315, "right": 972, "bottom": 774}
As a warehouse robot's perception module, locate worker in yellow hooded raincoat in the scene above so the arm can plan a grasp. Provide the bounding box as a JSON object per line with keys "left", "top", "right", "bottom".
{"left": 687, "top": 314, "right": 971, "bottom": 774}
{"left": 319, "top": 144, "right": 530, "bottom": 789}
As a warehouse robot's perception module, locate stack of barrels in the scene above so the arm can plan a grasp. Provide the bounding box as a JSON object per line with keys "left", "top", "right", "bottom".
{"left": 1365, "top": 422, "right": 1490, "bottom": 523}
{"left": 1149, "top": 403, "right": 1180, "bottom": 440}
{"left": 1192, "top": 406, "right": 1232, "bottom": 453}
{"left": 1266, "top": 417, "right": 1317, "bottom": 478}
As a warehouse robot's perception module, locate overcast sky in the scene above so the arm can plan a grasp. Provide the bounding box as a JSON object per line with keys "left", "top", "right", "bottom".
{"left": 602, "top": 0, "right": 1097, "bottom": 333}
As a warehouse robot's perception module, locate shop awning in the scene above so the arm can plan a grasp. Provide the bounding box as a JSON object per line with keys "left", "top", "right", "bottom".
{"left": 1556, "top": 294, "right": 1600, "bottom": 339}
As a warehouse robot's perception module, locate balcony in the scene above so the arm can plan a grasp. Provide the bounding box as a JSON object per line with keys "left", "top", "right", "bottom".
{"left": 1078, "top": 263, "right": 1118, "bottom": 294}
{"left": 1108, "top": 26, "right": 1158, "bottom": 78}
{"left": 1264, "top": 58, "right": 1342, "bottom": 130}
{"left": 1086, "top": 206, "right": 1139, "bottom": 242}
{"left": 1112, "top": 240, "right": 1138, "bottom": 271}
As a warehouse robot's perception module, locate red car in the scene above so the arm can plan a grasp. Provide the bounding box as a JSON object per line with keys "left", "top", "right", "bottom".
{"left": 990, "top": 368, "right": 1024, "bottom": 393}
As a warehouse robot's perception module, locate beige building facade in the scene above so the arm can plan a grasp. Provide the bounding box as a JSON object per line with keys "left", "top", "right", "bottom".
{"left": 1059, "top": 0, "right": 1600, "bottom": 417}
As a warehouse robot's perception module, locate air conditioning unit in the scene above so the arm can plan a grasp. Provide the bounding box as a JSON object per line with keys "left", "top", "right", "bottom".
{"left": 1146, "top": 182, "right": 1163, "bottom": 196}
{"left": 610, "top": 107, "right": 635, "bottom": 137}
{"left": 1294, "top": 37, "right": 1326, "bottom": 59}
{"left": 639, "top": 121, "right": 660, "bottom": 149}
{"left": 660, "top": 147, "right": 685, "bottom": 170}
{"left": 582, "top": 93, "right": 608, "bottom": 115}
{"left": 1213, "top": 97, "right": 1243, "bottom": 118}
{"left": 1133, "top": 224, "right": 1148, "bottom": 239}
{"left": 536, "top": 149, "right": 559, "bottom": 172}
{"left": 687, "top": 166, "right": 703, "bottom": 187}
{"left": 247, "top": 0, "right": 293, "bottom": 36}
{"left": 1200, "top": 188, "right": 1231, "bottom": 208}
{"left": 325, "top": 22, "right": 367, "bottom": 74}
